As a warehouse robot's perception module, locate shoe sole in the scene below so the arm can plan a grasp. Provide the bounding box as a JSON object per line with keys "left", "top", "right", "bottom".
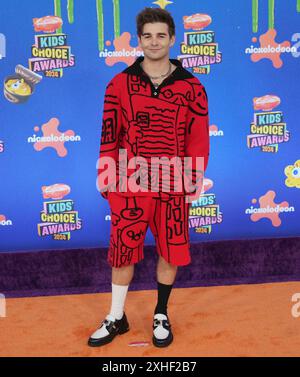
{"left": 152, "top": 332, "right": 173, "bottom": 348}
{"left": 87, "top": 327, "right": 130, "bottom": 347}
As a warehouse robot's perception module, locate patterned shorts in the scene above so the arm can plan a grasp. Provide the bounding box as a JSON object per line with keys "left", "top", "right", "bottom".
{"left": 107, "top": 192, "right": 191, "bottom": 268}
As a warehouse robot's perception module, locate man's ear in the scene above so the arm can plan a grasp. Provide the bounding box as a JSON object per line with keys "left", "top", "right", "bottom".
{"left": 137, "top": 36, "right": 141, "bottom": 47}
{"left": 170, "top": 35, "right": 175, "bottom": 47}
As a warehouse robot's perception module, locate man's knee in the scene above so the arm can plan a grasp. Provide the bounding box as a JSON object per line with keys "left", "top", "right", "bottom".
{"left": 112, "top": 264, "right": 135, "bottom": 285}
{"left": 158, "top": 256, "right": 178, "bottom": 270}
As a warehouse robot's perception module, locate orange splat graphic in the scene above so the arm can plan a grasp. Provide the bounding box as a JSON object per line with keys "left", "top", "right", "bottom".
{"left": 251, "top": 29, "right": 291, "bottom": 68}
{"left": 0, "top": 215, "right": 6, "bottom": 222}
{"left": 250, "top": 190, "right": 289, "bottom": 227}
{"left": 105, "top": 32, "right": 143, "bottom": 67}
{"left": 33, "top": 118, "right": 74, "bottom": 157}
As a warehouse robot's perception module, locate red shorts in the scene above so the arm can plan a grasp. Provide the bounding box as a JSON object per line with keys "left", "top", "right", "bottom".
{"left": 107, "top": 192, "right": 191, "bottom": 268}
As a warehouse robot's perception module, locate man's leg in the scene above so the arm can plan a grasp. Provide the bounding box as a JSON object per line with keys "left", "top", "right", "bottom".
{"left": 156, "top": 255, "right": 177, "bottom": 284}
{"left": 152, "top": 256, "right": 178, "bottom": 347}
{"left": 155, "top": 256, "right": 177, "bottom": 314}
{"left": 109, "top": 265, "right": 134, "bottom": 319}
{"left": 112, "top": 264, "right": 135, "bottom": 285}
{"left": 88, "top": 264, "right": 134, "bottom": 347}
{"left": 149, "top": 196, "right": 191, "bottom": 347}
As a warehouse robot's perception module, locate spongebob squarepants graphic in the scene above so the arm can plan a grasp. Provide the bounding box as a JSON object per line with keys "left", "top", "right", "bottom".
{"left": 285, "top": 160, "right": 300, "bottom": 188}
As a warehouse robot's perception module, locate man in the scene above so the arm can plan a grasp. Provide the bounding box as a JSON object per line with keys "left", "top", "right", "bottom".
{"left": 89, "top": 7, "right": 209, "bottom": 348}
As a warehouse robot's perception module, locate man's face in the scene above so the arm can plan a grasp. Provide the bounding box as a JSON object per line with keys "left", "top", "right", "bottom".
{"left": 138, "top": 22, "right": 175, "bottom": 61}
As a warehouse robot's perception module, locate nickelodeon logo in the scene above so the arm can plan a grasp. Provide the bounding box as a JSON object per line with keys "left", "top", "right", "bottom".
{"left": 209, "top": 125, "right": 223, "bottom": 137}
{"left": 0, "top": 214, "right": 12, "bottom": 226}
{"left": 246, "top": 190, "right": 294, "bottom": 227}
{"left": 27, "top": 118, "right": 81, "bottom": 158}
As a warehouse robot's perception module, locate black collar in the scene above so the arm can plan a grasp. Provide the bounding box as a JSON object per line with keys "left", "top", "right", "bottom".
{"left": 123, "top": 56, "right": 193, "bottom": 81}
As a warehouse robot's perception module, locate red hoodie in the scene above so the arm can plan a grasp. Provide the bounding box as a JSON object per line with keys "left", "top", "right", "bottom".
{"left": 97, "top": 56, "right": 209, "bottom": 200}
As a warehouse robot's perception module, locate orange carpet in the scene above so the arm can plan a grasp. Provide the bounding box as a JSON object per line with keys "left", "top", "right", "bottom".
{"left": 0, "top": 281, "right": 300, "bottom": 357}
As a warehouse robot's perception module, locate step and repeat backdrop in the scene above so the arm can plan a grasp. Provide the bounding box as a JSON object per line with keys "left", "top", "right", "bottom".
{"left": 0, "top": 0, "right": 299, "bottom": 252}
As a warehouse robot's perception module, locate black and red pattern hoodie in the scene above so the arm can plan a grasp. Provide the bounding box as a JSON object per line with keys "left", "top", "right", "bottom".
{"left": 97, "top": 56, "right": 210, "bottom": 200}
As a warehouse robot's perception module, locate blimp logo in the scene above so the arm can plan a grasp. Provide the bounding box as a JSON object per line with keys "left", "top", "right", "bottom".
{"left": 253, "top": 95, "right": 281, "bottom": 111}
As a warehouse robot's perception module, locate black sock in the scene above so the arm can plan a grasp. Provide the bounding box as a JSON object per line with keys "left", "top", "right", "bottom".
{"left": 154, "top": 282, "right": 173, "bottom": 315}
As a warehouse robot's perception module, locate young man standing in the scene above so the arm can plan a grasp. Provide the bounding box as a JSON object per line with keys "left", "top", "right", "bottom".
{"left": 89, "top": 7, "right": 209, "bottom": 348}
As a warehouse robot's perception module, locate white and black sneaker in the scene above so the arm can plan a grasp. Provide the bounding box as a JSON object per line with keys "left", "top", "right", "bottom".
{"left": 152, "top": 313, "right": 173, "bottom": 347}
{"left": 88, "top": 313, "right": 129, "bottom": 347}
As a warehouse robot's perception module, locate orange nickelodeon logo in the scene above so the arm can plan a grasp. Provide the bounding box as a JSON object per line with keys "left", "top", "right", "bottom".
{"left": 33, "top": 16, "right": 63, "bottom": 33}
{"left": 183, "top": 14, "right": 212, "bottom": 30}
{"left": 42, "top": 183, "right": 71, "bottom": 200}
{"left": 253, "top": 95, "right": 281, "bottom": 111}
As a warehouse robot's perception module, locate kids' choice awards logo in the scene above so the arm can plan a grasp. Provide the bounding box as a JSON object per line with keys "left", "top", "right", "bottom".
{"left": 178, "top": 13, "right": 222, "bottom": 74}
{"left": 29, "top": 16, "right": 75, "bottom": 78}
{"left": 37, "top": 183, "right": 82, "bottom": 241}
{"left": 188, "top": 178, "right": 223, "bottom": 234}
{"left": 247, "top": 94, "right": 290, "bottom": 153}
